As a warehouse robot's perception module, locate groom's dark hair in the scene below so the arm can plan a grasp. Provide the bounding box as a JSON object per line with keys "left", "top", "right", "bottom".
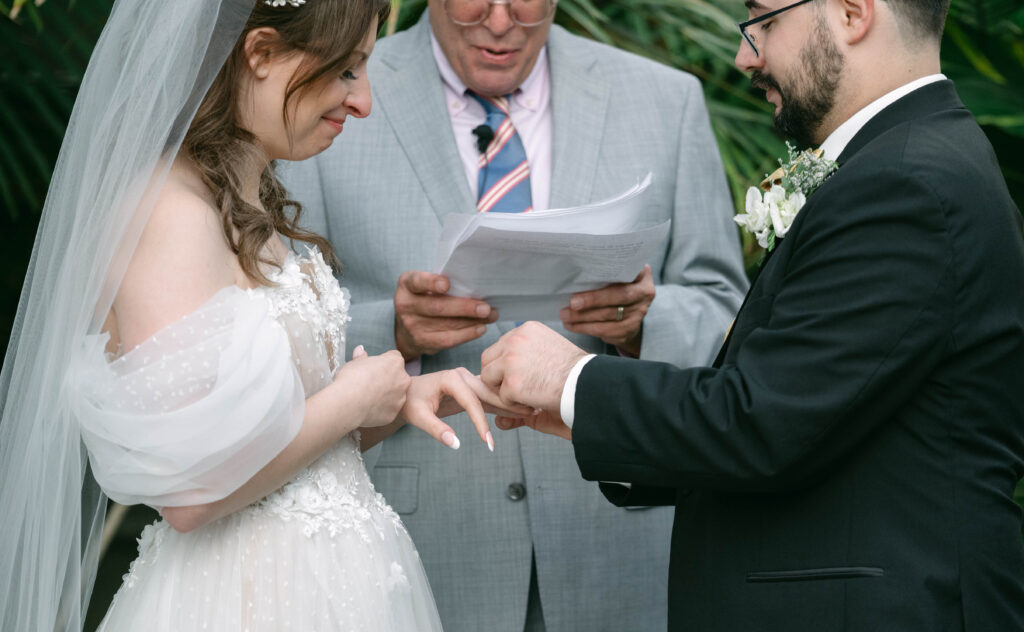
{"left": 883, "top": 0, "right": 951, "bottom": 41}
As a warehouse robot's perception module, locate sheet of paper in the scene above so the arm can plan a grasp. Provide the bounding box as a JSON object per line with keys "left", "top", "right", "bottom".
{"left": 433, "top": 175, "right": 670, "bottom": 321}
{"left": 433, "top": 175, "right": 653, "bottom": 268}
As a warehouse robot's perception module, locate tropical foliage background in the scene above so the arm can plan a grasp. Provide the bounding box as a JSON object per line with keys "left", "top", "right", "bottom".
{"left": 0, "top": 2, "right": 1022, "bottom": 622}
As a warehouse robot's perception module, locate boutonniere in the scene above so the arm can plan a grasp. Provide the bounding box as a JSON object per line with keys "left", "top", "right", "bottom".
{"left": 734, "top": 142, "right": 838, "bottom": 252}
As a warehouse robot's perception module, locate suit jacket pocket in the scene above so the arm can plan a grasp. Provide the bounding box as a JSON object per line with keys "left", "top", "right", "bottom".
{"left": 371, "top": 464, "right": 419, "bottom": 515}
{"left": 746, "top": 567, "right": 884, "bottom": 583}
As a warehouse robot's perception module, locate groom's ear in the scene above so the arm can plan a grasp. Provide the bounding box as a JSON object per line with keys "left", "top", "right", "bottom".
{"left": 243, "top": 27, "right": 281, "bottom": 80}
{"left": 834, "top": 0, "right": 874, "bottom": 47}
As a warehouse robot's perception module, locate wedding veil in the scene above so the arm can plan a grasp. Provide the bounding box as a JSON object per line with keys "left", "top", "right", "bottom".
{"left": 0, "top": 0, "right": 254, "bottom": 629}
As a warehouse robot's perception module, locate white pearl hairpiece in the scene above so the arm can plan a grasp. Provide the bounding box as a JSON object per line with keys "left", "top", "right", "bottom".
{"left": 265, "top": 0, "right": 306, "bottom": 7}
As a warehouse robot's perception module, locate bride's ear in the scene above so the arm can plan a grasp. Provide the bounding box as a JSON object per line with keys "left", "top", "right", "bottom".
{"left": 243, "top": 27, "right": 281, "bottom": 80}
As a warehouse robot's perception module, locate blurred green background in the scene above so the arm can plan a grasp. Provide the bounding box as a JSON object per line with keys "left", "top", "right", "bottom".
{"left": 1, "top": 1, "right": 1022, "bottom": 628}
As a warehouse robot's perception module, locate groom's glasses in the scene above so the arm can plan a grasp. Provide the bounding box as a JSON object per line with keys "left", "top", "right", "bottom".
{"left": 738, "top": 0, "right": 817, "bottom": 57}
{"left": 443, "top": 0, "right": 558, "bottom": 27}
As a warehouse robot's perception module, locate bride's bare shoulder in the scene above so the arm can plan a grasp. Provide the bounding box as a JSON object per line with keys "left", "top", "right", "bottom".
{"left": 113, "top": 156, "right": 240, "bottom": 349}
{"left": 147, "top": 158, "right": 228, "bottom": 248}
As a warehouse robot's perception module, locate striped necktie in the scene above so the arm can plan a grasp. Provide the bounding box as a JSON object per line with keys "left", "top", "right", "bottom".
{"left": 470, "top": 93, "right": 533, "bottom": 213}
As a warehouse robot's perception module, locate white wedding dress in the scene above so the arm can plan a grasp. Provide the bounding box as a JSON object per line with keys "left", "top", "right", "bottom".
{"left": 72, "top": 247, "right": 443, "bottom": 631}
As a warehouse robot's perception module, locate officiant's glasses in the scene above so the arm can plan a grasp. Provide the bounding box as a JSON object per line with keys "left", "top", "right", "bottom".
{"left": 738, "top": 0, "right": 817, "bottom": 57}
{"left": 443, "top": 0, "right": 558, "bottom": 27}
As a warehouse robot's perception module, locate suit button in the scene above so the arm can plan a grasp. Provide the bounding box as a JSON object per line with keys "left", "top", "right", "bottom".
{"left": 506, "top": 483, "right": 526, "bottom": 501}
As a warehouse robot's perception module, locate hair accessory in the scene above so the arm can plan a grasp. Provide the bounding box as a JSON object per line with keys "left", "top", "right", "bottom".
{"left": 265, "top": 0, "right": 306, "bottom": 7}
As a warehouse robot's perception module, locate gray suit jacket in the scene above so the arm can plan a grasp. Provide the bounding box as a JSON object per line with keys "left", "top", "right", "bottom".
{"left": 281, "top": 16, "right": 747, "bottom": 632}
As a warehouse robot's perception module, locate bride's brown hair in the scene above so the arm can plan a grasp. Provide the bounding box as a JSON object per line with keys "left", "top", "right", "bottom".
{"left": 184, "top": 0, "right": 390, "bottom": 284}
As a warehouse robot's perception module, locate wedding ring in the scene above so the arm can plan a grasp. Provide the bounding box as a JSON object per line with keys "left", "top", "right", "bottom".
{"left": 616, "top": 305, "right": 625, "bottom": 322}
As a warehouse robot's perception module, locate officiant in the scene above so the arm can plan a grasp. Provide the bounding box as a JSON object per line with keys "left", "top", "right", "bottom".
{"left": 280, "top": 1, "right": 747, "bottom": 630}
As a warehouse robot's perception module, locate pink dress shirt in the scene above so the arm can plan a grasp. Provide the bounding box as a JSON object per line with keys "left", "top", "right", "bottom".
{"left": 430, "top": 31, "right": 553, "bottom": 211}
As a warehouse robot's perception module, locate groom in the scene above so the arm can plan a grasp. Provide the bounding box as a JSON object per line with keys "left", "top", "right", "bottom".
{"left": 482, "top": 0, "right": 1024, "bottom": 629}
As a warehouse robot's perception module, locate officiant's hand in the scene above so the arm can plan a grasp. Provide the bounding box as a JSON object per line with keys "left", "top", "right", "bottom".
{"left": 394, "top": 271, "right": 499, "bottom": 360}
{"left": 560, "top": 265, "right": 654, "bottom": 357}
{"left": 481, "top": 321, "right": 587, "bottom": 415}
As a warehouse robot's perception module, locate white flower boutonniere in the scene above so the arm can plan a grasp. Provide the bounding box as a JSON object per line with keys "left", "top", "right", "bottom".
{"left": 735, "top": 142, "right": 838, "bottom": 252}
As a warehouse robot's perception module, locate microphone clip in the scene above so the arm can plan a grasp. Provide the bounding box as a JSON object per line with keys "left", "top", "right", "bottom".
{"left": 472, "top": 124, "right": 494, "bottom": 154}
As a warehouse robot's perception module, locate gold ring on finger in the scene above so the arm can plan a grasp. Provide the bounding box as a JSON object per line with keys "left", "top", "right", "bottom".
{"left": 616, "top": 305, "right": 625, "bottom": 322}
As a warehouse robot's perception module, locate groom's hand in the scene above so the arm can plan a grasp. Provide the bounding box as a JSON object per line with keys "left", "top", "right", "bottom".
{"left": 394, "top": 271, "right": 499, "bottom": 360}
{"left": 480, "top": 322, "right": 587, "bottom": 413}
{"left": 495, "top": 409, "right": 572, "bottom": 441}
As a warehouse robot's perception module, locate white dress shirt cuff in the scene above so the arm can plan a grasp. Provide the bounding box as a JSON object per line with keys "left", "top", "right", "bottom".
{"left": 560, "top": 354, "right": 597, "bottom": 429}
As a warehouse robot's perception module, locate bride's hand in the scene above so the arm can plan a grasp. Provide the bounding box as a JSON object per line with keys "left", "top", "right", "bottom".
{"left": 335, "top": 346, "right": 410, "bottom": 429}
{"left": 401, "top": 368, "right": 533, "bottom": 450}
{"left": 439, "top": 368, "right": 535, "bottom": 419}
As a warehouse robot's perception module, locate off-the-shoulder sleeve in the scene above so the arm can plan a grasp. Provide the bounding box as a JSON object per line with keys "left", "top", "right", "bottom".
{"left": 69, "top": 286, "right": 305, "bottom": 507}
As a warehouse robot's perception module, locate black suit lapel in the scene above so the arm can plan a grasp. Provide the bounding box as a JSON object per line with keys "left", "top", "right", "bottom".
{"left": 712, "top": 310, "right": 740, "bottom": 368}
{"left": 712, "top": 257, "right": 767, "bottom": 367}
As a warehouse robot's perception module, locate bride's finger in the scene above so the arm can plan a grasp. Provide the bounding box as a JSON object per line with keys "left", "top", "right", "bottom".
{"left": 403, "top": 401, "right": 461, "bottom": 450}
{"left": 482, "top": 401, "right": 533, "bottom": 418}
{"left": 441, "top": 372, "right": 494, "bottom": 451}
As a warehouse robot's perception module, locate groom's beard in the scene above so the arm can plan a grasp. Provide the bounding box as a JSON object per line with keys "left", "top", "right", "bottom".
{"left": 752, "top": 18, "right": 845, "bottom": 148}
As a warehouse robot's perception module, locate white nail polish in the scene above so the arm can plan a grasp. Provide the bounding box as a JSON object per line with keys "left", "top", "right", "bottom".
{"left": 442, "top": 431, "right": 460, "bottom": 450}
{"left": 486, "top": 432, "right": 494, "bottom": 452}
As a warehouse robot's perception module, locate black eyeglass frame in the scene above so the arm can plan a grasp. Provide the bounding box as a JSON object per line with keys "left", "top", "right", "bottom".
{"left": 737, "top": 0, "right": 816, "bottom": 57}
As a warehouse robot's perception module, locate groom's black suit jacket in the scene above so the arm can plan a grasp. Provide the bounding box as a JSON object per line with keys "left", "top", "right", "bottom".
{"left": 572, "top": 81, "right": 1024, "bottom": 631}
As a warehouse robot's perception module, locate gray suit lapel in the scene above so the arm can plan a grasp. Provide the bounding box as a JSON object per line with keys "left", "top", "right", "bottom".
{"left": 547, "top": 26, "right": 610, "bottom": 208}
{"left": 374, "top": 17, "right": 475, "bottom": 224}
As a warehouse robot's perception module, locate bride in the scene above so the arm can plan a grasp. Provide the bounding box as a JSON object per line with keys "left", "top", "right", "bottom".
{"left": 0, "top": 0, "right": 524, "bottom": 630}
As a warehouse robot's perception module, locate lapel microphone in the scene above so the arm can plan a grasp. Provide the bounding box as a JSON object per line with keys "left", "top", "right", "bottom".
{"left": 472, "top": 124, "right": 494, "bottom": 154}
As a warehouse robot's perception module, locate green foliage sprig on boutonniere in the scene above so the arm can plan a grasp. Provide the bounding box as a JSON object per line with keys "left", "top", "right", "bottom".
{"left": 734, "top": 142, "right": 838, "bottom": 253}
